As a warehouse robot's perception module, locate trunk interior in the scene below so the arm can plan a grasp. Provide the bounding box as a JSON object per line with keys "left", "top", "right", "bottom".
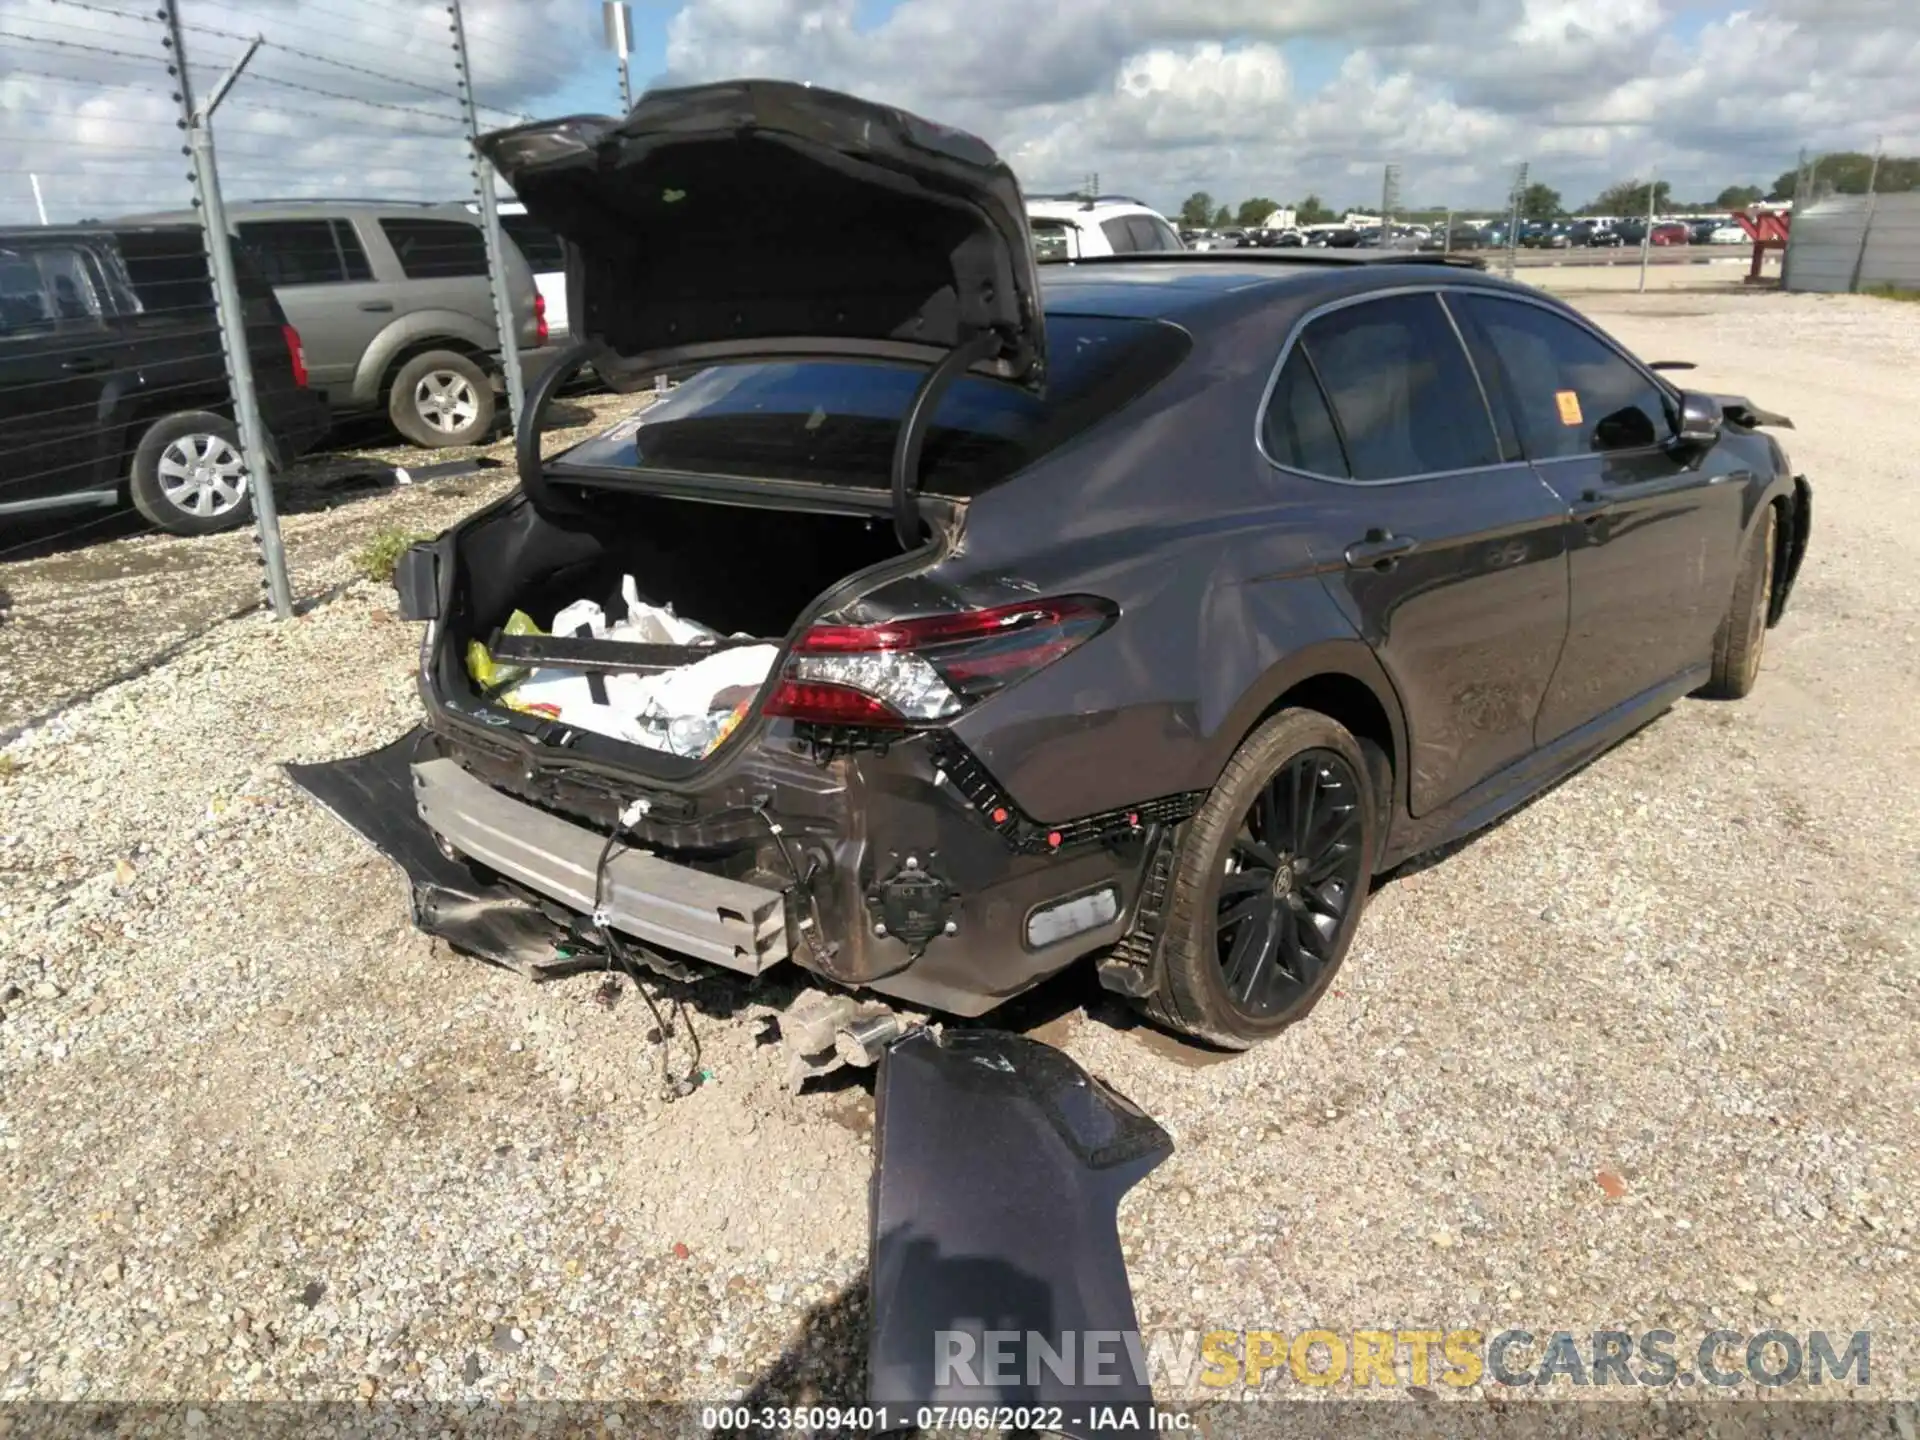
{"left": 438, "top": 489, "right": 915, "bottom": 767}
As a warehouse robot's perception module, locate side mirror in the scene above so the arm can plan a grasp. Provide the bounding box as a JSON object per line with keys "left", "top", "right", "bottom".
{"left": 1672, "top": 390, "right": 1723, "bottom": 449}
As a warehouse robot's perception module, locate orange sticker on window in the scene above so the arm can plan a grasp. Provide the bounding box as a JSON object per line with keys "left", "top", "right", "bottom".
{"left": 1555, "top": 390, "right": 1584, "bottom": 426}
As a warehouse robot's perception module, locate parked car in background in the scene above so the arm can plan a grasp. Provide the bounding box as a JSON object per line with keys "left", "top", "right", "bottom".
{"left": 1710, "top": 222, "right": 1751, "bottom": 245}
{"left": 1687, "top": 217, "right": 1724, "bottom": 245}
{"left": 1568, "top": 220, "right": 1624, "bottom": 247}
{"left": 312, "top": 80, "right": 1811, "bottom": 1055}
{"left": 0, "top": 223, "right": 326, "bottom": 536}
{"left": 122, "top": 200, "right": 545, "bottom": 447}
{"left": 1520, "top": 223, "right": 1571, "bottom": 249}
{"left": 1650, "top": 221, "right": 1692, "bottom": 246}
{"left": 1613, "top": 219, "right": 1648, "bottom": 247}
{"left": 471, "top": 199, "right": 568, "bottom": 342}
{"left": 1025, "top": 197, "right": 1184, "bottom": 261}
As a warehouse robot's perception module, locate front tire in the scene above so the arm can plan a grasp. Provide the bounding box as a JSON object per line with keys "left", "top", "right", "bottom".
{"left": 388, "top": 350, "right": 495, "bottom": 448}
{"left": 1703, "top": 504, "right": 1777, "bottom": 700}
{"left": 1139, "top": 709, "right": 1377, "bottom": 1048}
{"left": 128, "top": 412, "right": 254, "bottom": 536}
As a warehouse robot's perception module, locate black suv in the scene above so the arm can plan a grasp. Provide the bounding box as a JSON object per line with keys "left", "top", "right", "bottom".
{"left": 0, "top": 224, "right": 327, "bottom": 537}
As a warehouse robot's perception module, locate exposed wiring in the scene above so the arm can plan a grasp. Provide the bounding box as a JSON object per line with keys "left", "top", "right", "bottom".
{"left": 589, "top": 799, "right": 703, "bottom": 1101}
{"left": 751, "top": 801, "right": 836, "bottom": 971}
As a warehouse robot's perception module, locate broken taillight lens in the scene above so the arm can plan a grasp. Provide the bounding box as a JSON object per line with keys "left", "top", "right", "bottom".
{"left": 282, "top": 325, "right": 308, "bottom": 388}
{"left": 762, "top": 596, "right": 1116, "bottom": 728}
{"left": 534, "top": 293, "right": 549, "bottom": 347}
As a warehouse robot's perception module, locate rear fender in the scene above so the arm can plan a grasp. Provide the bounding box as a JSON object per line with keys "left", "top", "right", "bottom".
{"left": 869, "top": 1028, "right": 1170, "bottom": 1434}
{"left": 352, "top": 311, "right": 501, "bottom": 407}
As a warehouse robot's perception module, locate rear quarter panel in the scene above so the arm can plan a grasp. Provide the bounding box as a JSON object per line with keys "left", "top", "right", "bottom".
{"left": 929, "top": 303, "right": 1383, "bottom": 822}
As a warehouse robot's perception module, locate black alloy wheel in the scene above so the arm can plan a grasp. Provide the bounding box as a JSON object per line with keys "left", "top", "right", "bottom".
{"left": 1212, "top": 748, "right": 1366, "bottom": 1020}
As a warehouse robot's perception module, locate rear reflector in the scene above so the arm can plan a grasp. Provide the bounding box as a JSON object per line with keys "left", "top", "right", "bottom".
{"left": 1026, "top": 886, "right": 1119, "bottom": 948}
{"left": 762, "top": 596, "right": 1115, "bottom": 728}
{"left": 282, "top": 325, "right": 308, "bottom": 388}
{"left": 534, "top": 293, "right": 549, "bottom": 347}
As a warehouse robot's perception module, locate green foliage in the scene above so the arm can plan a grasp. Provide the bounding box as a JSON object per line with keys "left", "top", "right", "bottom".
{"left": 1178, "top": 191, "right": 1215, "bottom": 228}
{"left": 1211, "top": 205, "right": 1232, "bottom": 227}
{"left": 1518, "top": 183, "right": 1562, "bottom": 221}
{"left": 1585, "top": 178, "right": 1673, "bottom": 215}
{"left": 354, "top": 529, "right": 432, "bottom": 586}
{"left": 1235, "top": 196, "right": 1280, "bottom": 227}
{"left": 1715, "top": 185, "right": 1765, "bottom": 209}
{"left": 1769, "top": 153, "right": 1920, "bottom": 201}
{"left": 1294, "top": 193, "right": 1337, "bottom": 226}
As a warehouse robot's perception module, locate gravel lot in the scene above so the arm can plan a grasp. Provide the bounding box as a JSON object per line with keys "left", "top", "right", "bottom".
{"left": 0, "top": 289, "right": 1915, "bottom": 1416}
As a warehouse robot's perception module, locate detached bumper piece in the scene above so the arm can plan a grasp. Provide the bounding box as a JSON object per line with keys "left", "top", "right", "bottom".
{"left": 285, "top": 729, "right": 789, "bottom": 978}
{"left": 869, "top": 1029, "right": 1171, "bottom": 1436}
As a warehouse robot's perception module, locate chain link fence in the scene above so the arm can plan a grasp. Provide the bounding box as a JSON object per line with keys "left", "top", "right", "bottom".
{"left": 0, "top": 0, "right": 602, "bottom": 611}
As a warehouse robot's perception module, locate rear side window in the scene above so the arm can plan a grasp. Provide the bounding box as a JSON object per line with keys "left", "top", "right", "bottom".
{"left": 1297, "top": 293, "right": 1500, "bottom": 481}
{"left": 380, "top": 217, "right": 489, "bottom": 279}
{"left": 0, "top": 249, "right": 53, "bottom": 335}
{"left": 238, "top": 219, "right": 355, "bottom": 285}
{"left": 1452, "top": 294, "right": 1672, "bottom": 457}
{"left": 1125, "top": 216, "right": 1179, "bottom": 252}
{"left": 114, "top": 229, "right": 212, "bottom": 319}
{"left": 500, "top": 213, "right": 564, "bottom": 272}
{"left": 1261, "top": 351, "right": 1347, "bottom": 477}
{"left": 1099, "top": 218, "right": 1137, "bottom": 254}
{"left": 554, "top": 314, "right": 1193, "bottom": 497}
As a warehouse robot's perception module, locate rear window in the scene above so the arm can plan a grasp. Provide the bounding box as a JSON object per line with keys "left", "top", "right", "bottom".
{"left": 113, "top": 229, "right": 213, "bottom": 318}
{"left": 553, "top": 314, "right": 1192, "bottom": 496}
{"left": 500, "top": 213, "right": 565, "bottom": 272}
{"left": 379, "top": 217, "right": 489, "bottom": 279}
{"left": 1031, "top": 220, "right": 1074, "bottom": 263}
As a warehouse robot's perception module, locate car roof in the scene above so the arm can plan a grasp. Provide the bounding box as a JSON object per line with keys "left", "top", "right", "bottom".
{"left": 1027, "top": 199, "right": 1165, "bottom": 222}
{"left": 1039, "top": 254, "right": 1492, "bottom": 321}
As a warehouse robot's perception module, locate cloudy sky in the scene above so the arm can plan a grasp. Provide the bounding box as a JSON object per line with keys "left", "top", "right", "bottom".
{"left": 3, "top": 0, "right": 1916, "bottom": 226}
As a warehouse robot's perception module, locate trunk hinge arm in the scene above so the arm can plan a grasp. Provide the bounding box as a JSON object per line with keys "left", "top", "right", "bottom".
{"left": 891, "top": 329, "right": 1005, "bottom": 551}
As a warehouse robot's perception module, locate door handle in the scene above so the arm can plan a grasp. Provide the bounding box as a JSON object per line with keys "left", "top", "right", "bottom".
{"left": 1343, "top": 530, "right": 1418, "bottom": 570}
{"left": 60, "top": 356, "right": 111, "bottom": 374}
{"left": 358, "top": 300, "right": 395, "bottom": 312}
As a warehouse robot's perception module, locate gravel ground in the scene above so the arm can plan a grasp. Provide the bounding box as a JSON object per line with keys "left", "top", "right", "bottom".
{"left": 0, "top": 290, "right": 1915, "bottom": 1417}
{"left": 0, "top": 393, "right": 636, "bottom": 739}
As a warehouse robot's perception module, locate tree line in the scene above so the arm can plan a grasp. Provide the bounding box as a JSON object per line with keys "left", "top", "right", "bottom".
{"left": 1171, "top": 154, "right": 1916, "bottom": 230}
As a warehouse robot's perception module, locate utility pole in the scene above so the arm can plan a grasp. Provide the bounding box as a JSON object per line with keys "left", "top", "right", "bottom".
{"left": 602, "top": 1, "right": 634, "bottom": 110}
{"left": 160, "top": 2, "right": 293, "bottom": 620}
{"left": 449, "top": 0, "right": 526, "bottom": 435}
{"left": 1381, "top": 163, "right": 1401, "bottom": 242}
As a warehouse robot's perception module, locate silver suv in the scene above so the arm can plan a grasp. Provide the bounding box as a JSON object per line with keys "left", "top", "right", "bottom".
{"left": 125, "top": 200, "right": 545, "bottom": 447}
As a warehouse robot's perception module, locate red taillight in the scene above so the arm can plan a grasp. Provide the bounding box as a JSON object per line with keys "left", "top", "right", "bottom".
{"left": 534, "top": 293, "right": 548, "bottom": 346}
{"left": 282, "top": 324, "right": 308, "bottom": 388}
{"left": 762, "top": 596, "right": 1115, "bottom": 728}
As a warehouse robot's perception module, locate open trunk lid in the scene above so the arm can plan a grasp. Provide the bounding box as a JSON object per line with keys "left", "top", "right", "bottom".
{"left": 477, "top": 79, "right": 1046, "bottom": 390}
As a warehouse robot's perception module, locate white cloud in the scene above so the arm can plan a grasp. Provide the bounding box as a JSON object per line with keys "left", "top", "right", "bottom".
{"left": 660, "top": 0, "right": 1920, "bottom": 210}
{"left": 0, "top": 0, "right": 593, "bottom": 224}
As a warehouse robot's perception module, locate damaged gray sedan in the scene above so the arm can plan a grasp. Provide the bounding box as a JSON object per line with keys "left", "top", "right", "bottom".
{"left": 293, "top": 80, "right": 1810, "bottom": 1074}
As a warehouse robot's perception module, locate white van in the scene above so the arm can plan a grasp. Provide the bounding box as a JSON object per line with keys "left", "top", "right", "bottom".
{"left": 470, "top": 198, "right": 568, "bottom": 341}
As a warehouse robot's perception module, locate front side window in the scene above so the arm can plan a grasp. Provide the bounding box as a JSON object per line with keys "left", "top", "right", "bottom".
{"left": 1099, "top": 217, "right": 1137, "bottom": 254}
{"left": 238, "top": 220, "right": 348, "bottom": 285}
{"left": 379, "top": 217, "right": 489, "bottom": 279}
{"left": 1296, "top": 292, "right": 1501, "bottom": 481}
{"left": 0, "top": 247, "right": 102, "bottom": 336}
{"left": 1454, "top": 294, "right": 1672, "bottom": 458}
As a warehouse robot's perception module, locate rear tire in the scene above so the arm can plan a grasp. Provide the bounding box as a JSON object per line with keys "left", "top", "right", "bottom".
{"left": 1138, "top": 709, "right": 1377, "bottom": 1048}
{"left": 388, "top": 350, "right": 494, "bottom": 448}
{"left": 128, "top": 412, "right": 254, "bottom": 536}
{"left": 1702, "top": 505, "right": 1777, "bottom": 700}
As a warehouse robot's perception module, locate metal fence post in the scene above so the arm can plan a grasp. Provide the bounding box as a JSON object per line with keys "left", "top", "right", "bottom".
{"left": 160, "top": 0, "right": 293, "bottom": 619}
{"left": 604, "top": 1, "right": 635, "bottom": 111}
{"left": 1637, "top": 168, "right": 1656, "bottom": 294}
{"left": 1847, "top": 139, "right": 1884, "bottom": 294}
{"left": 1503, "top": 162, "right": 1526, "bottom": 280}
{"left": 449, "top": 0, "right": 526, "bottom": 435}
